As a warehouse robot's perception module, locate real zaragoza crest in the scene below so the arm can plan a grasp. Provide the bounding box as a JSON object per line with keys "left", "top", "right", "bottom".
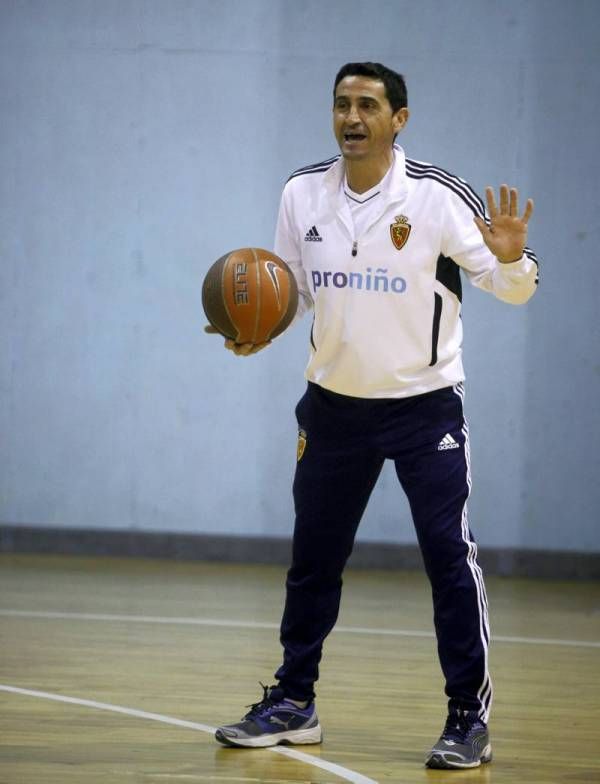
{"left": 297, "top": 428, "right": 307, "bottom": 462}
{"left": 390, "top": 215, "right": 411, "bottom": 250}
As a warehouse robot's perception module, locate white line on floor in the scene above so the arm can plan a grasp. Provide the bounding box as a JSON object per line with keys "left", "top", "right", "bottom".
{"left": 0, "top": 684, "right": 377, "bottom": 784}
{"left": 0, "top": 608, "right": 598, "bottom": 648}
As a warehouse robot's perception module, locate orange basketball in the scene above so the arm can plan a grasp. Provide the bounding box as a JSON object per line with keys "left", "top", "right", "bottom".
{"left": 202, "top": 248, "right": 299, "bottom": 344}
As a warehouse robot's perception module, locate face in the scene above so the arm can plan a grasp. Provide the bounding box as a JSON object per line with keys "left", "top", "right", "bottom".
{"left": 333, "top": 75, "right": 409, "bottom": 161}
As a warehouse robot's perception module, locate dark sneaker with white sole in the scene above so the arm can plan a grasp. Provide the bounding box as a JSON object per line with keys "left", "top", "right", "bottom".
{"left": 215, "top": 683, "right": 322, "bottom": 748}
{"left": 425, "top": 707, "right": 492, "bottom": 769}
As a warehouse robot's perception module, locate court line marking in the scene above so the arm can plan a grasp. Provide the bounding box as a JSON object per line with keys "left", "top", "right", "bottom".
{"left": 0, "top": 684, "right": 377, "bottom": 784}
{"left": 1, "top": 608, "right": 599, "bottom": 648}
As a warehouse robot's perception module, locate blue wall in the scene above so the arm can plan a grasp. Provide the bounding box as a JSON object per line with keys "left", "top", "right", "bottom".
{"left": 1, "top": 0, "right": 599, "bottom": 552}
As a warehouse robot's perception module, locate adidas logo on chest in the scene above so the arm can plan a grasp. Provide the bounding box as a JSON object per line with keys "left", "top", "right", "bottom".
{"left": 304, "top": 226, "right": 322, "bottom": 242}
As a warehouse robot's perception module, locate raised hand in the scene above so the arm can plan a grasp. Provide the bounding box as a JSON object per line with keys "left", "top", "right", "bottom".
{"left": 474, "top": 185, "right": 534, "bottom": 263}
{"left": 204, "top": 325, "right": 271, "bottom": 356}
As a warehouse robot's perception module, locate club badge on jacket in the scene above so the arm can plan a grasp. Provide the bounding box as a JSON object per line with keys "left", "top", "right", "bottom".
{"left": 390, "top": 215, "right": 411, "bottom": 251}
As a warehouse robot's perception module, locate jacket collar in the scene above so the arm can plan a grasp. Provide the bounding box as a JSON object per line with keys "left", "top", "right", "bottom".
{"left": 323, "top": 144, "right": 408, "bottom": 203}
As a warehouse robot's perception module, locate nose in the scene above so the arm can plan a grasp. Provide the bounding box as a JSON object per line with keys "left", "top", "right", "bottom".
{"left": 346, "top": 102, "right": 361, "bottom": 125}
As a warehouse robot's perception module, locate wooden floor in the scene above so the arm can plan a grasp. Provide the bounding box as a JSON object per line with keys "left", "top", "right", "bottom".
{"left": 0, "top": 554, "right": 599, "bottom": 783}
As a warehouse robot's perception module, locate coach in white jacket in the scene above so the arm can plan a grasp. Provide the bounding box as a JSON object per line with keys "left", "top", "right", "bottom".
{"left": 214, "top": 62, "right": 538, "bottom": 770}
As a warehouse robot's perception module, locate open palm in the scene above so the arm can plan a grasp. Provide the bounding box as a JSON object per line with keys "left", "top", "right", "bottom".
{"left": 474, "top": 185, "right": 534, "bottom": 263}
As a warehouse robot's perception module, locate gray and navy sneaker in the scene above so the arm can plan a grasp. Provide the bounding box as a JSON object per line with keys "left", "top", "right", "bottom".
{"left": 425, "top": 707, "right": 492, "bottom": 769}
{"left": 215, "top": 683, "right": 322, "bottom": 748}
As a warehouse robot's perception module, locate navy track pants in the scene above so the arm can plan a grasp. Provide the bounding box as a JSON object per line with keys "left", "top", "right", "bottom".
{"left": 274, "top": 381, "right": 492, "bottom": 722}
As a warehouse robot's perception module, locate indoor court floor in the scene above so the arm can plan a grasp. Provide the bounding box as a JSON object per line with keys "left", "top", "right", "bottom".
{"left": 0, "top": 553, "right": 599, "bottom": 783}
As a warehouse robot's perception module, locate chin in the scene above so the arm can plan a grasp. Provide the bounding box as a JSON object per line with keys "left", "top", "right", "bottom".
{"left": 340, "top": 147, "right": 368, "bottom": 160}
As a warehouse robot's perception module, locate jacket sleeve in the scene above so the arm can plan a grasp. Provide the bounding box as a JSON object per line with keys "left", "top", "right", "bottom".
{"left": 441, "top": 188, "right": 539, "bottom": 305}
{"left": 273, "top": 182, "right": 314, "bottom": 321}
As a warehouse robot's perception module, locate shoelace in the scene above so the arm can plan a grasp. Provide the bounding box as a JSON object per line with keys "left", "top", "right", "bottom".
{"left": 243, "top": 682, "right": 284, "bottom": 719}
{"left": 441, "top": 708, "right": 482, "bottom": 744}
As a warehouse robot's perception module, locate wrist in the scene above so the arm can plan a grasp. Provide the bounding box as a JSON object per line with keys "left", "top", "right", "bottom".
{"left": 497, "top": 253, "right": 524, "bottom": 265}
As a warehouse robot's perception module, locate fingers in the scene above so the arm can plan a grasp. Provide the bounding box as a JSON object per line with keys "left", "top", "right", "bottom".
{"left": 205, "top": 324, "right": 270, "bottom": 355}
{"left": 499, "top": 184, "right": 509, "bottom": 215}
{"left": 522, "top": 198, "right": 534, "bottom": 224}
{"left": 485, "top": 186, "right": 498, "bottom": 218}
{"left": 230, "top": 341, "right": 253, "bottom": 356}
{"left": 485, "top": 184, "right": 516, "bottom": 217}
{"left": 205, "top": 326, "right": 269, "bottom": 355}
{"left": 225, "top": 339, "right": 271, "bottom": 356}
{"left": 486, "top": 185, "right": 534, "bottom": 222}
{"left": 473, "top": 215, "right": 490, "bottom": 237}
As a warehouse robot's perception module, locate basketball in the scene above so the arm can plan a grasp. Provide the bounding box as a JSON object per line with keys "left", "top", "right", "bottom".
{"left": 202, "top": 247, "right": 298, "bottom": 344}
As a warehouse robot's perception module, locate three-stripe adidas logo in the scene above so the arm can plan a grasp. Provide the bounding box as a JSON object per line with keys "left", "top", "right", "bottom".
{"left": 304, "top": 226, "right": 322, "bottom": 242}
{"left": 437, "top": 433, "right": 460, "bottom": 451}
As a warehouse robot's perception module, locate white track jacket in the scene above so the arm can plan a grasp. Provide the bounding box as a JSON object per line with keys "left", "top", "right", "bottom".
{"left": 274, "top": 146, "right": 538, "bottom": 399}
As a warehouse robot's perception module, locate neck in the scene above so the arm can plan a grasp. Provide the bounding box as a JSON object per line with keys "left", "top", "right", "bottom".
{"left": 344, "top": 149, "right": 394, "bottom": 194}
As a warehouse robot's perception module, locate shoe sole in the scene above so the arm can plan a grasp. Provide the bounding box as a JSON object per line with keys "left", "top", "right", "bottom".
{"left": 425, "top": 744, "right": 493, "bottom": 769}
{"left": 215, "top": 724, "right": 323, "bottom": 748}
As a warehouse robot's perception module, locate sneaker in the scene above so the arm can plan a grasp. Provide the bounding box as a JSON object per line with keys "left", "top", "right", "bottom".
{"left": 215, "top": 683, "right": 323, "bottom": 748}
{"left": 425, "top": 707, "right": 492, "bottom": 769}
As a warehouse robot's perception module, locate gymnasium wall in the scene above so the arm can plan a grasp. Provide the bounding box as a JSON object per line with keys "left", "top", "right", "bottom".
{"left": 1, "top": 0, "right": 599, "bottom": 565}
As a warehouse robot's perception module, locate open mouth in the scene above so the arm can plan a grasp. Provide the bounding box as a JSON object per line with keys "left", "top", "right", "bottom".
{"left": 344, "top": 133, "right": 367, "bottom": 142}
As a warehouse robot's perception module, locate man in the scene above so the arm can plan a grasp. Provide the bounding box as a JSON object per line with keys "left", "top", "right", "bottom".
{"left": 210, "top": 62, "right": 538, "bottom": 770}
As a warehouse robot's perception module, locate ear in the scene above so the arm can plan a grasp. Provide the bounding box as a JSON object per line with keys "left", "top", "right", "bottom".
{"left": 392, "top": 107, "right": 410, "bottom": 134}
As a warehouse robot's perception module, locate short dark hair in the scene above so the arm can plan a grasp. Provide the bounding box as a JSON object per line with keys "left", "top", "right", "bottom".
{"left": 333, "top": 62, "right": 408, "bottom": 112}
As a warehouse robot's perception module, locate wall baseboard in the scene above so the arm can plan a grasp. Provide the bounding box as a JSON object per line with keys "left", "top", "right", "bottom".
{"left": 1, "top": 524, "right": 598, "bottom": 580}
